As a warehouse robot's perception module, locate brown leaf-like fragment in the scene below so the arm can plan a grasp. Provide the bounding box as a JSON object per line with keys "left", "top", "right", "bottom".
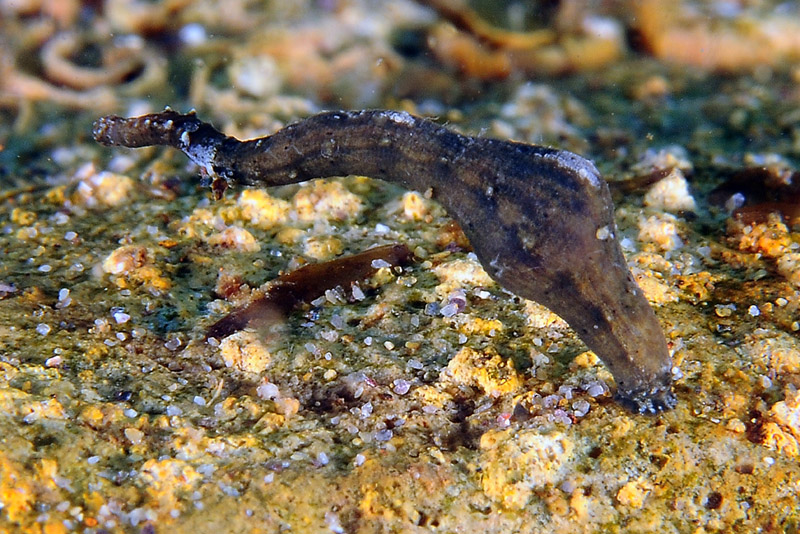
{"left": 206, "top": 244, "right": 413, "bottom": 340}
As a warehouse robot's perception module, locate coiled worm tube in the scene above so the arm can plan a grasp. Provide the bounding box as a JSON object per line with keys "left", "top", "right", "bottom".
{"left": 93, "top": 109, "right": 676, "bottom": 413}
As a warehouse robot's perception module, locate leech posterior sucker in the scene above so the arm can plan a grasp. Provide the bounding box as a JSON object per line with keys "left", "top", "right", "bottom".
{"left": 93, "top": 108, "right": 676, "bottom": 414}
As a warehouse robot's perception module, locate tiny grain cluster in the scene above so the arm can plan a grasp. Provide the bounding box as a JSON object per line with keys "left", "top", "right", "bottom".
{"left": 1, "top": 1, "right": 800, "bottom": 533}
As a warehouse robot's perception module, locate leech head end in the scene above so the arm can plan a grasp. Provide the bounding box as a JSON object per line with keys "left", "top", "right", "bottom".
{"left": 92, "top": 115, "right": 121, "bottom": 146}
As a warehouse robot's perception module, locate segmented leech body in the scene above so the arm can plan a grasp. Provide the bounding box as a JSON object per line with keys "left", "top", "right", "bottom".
{"left": 93, "top": 109, "right": 676, "bottom": 414}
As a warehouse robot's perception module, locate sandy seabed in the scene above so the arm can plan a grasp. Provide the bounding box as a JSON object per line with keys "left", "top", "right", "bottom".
{"left": 1, "top": 1, "right": 800, "bottom": 532}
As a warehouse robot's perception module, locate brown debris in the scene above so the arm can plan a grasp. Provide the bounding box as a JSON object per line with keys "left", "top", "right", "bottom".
{"left": 634, "top": 0, "right": 800, "bottom": 71}
{"left": 416, "top": 0, "right": 623, "bottom": 78}
{"left": 206, "top": 244, "right": 414, "bottom": 340}
{"left": 711, "top": 166, "right": 800, "bottom": 226}
{"left": 415, "top": 0, "right": 556, "bottom": 51}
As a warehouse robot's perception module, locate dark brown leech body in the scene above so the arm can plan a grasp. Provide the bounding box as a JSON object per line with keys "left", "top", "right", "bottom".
{"left": 93, "top": 109, "right": 675, "bottom": 413}
{"left": 207, "top": 244, "right": 413, "bottom": 340}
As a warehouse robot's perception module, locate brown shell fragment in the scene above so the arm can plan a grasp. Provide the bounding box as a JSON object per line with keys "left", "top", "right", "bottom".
{"left": 206, "top": 244, "right": 414, "bottom": 340}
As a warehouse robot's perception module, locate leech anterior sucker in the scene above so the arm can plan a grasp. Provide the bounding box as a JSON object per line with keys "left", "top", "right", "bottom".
{"left": 93, "top": 109, "right": 676, "bottom": 414}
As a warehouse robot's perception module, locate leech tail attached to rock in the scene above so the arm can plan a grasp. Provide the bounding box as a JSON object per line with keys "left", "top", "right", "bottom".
{"left": 93, "top": 109, "right": 676, "bottom": 414}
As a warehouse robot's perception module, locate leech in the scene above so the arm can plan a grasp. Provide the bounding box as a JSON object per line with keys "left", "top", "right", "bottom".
{"left": 93, "top": 108, "right": 676, "bottom": 414}
{"left": 207, "top": 244, "right": 414, "bottom": 340}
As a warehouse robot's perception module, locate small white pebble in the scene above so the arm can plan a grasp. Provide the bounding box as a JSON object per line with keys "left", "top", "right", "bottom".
{"left": 375, "top": 429, "right": 393, "bottom": 441}
{"left": 748, "top": 305, "right": 760, "bottom": 317}
{"left": 351, "top": 284, "right": 365, "bottom": 301}
{"left": 330, "top": 314, "right": 344, "bottom": 329}
{"left": 595, "top": 225, "right": 612, "bottom": 240}
{"left": 572, "top": 399, "right": 591, "bottom": 417}
{"left": 165, "top": 338, "right": 182, "bottom": 350}
{"left": 197, "top": 463, "right": 217, "bottom": 475}
{"left": 552, "top": 409, "right": 572, "bottom": 426}
{"left": 558, "top": 385, "right": 574, "bottom": 400}
{"left": 64, "top": 231, "right": 78, "bottom": 241}
{"left": 36, "top": 323, "right": 51, "bottom": 336}
{"left": 320, "top": 330, "right": 339, "bottom": 342}
{"left": 371, "top": 259, "right": 391, "bottom": 269}
{"left": 38, "top": 264, "right": 52, "bottom": 273}
{"left": 179, "top": 23, "right": 208, "bottom": 46}
{"left": 354, "top": 453, "right": 366, "bottom": 466}
{"left": 124, "top": 427, "right": 144, "bottom": 444}
{"left": 374, "top": 223, "right": 390, "bottom": 234}
{"left": 51, "top": 212, "right": 69, "bottom": 225}
{"left": 264, "top": 473, "right": 274, "bottom": 483}
{"left": 166, "top": 405, "right": 183, "bottom": 417}
{"left": 113, "top": 311, "right": 131, "bottom": 324}
{"left": 360, "top": 402, "right": 373, "bottom": 417}
{"left": 587, "top": 384, "right": 605, "bottom": 397}
{"left": 316, "top": 452, "right": 329, "bottom": 466}
{"left": 392, "top": 379, "right": 411, "bottom": 395}
{"left": 325, "top": 511, "right": 345, "bottom": 534}
{"left": 439, "top": 302, "right": 459, "bottom": 317}
{"left": 124, "top": 408, "right": 138, "bottom": 418}
{"left": 87, "top": 456, "right": 100, "bottom": 465}
{"left": 45, "top": 355, "right": 63, "bottom": 368}
{"left": 384, "top": 341, "right": 395, "bottom": 350}
{"left": 257, "top": 382, "right": 280, "bottom": 400}
{"left": 325, "top": 288, "right": 345, "bottom": 304}
{"left": 193, "top": 396, "right": 206, "bottom": 406}
{"left": 58, "top": 288, "right": 70, "bottom": 301}
{"left": 497, "top": 413, "right": 511, "bottom": 427}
